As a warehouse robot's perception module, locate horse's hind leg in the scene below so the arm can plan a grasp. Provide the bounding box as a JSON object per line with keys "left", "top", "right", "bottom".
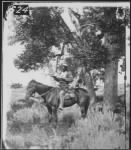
{"left": 46, "top": 105, "right": 57, "bottom": 128}
{"left": 46, "top": 105, "right": 52, "bottom": 123}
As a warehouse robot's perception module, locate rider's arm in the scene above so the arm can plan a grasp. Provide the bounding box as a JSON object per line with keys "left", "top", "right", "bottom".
{"left": 50, "top": 72, "right": 60, "bottom": 82}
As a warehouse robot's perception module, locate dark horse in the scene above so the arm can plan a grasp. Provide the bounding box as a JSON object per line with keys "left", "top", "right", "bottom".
{"left": 25, "top": 80, "right": 53, "bottom": 100}
{"left": 25, "top": 80, "right": 90, "bottom": 126}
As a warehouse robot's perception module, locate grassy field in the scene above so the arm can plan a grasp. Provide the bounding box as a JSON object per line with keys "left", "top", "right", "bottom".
{"left": 4, "top": 84, "right": 130, "bottom": 149}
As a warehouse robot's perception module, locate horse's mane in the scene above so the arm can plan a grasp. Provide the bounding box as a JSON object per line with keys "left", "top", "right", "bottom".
{"left": 27, "top": 79, "right": 52, "bottom": 88}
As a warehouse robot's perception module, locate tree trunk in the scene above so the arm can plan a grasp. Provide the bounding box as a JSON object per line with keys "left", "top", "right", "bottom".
{"left": 103, "top": 31, "right": 119, "bottom": 111}
{"left": 103, "top": 27, "right": 125, "bottom": 111}
{"left": 104, "top": 59, "right": 118, "bottom": 110}
{"left": 80, "top": 67, "right": 96, "bottom": 105}
{"left": 103, "top": 8, "right": 125, "bottom": 111}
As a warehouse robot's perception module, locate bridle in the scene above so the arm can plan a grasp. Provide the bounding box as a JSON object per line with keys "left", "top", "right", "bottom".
{"left": 29, "top": 87, "right": 55, "bottom": 103}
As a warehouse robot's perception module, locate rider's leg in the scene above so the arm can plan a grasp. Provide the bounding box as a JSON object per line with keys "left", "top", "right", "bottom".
{"left": 68, "top": 84, "right": 75, "bottom": 98}
{"left": 59, "top": 90, "right": 65, "bottom": 110}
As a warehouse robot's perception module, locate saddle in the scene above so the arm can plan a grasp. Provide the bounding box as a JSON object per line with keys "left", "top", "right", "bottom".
{"left": 63, "top": 87, "right": 75, "bottom": 100}
{"left": 52, "top": 75, "right": 75, "bottom": 99}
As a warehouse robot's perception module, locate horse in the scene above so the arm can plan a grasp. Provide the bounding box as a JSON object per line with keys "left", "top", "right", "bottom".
{"left": 40, "top": 87, "right": 90, "bottom": 127}
{"left": 25, "top": 80, "right": 90, "bottom": 127}
{"left": 25, "top": 80, "right": 53, "bottom": 100}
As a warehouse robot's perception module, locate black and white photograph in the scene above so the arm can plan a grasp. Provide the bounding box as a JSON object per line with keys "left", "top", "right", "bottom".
{"left": 2, "top": 1, "right": 130, "bottom": 149}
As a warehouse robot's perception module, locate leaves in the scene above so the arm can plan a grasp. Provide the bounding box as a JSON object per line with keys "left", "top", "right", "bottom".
{"left": 9, "top": 7, "right": 67, "bottom": 71}
{"left": 9, "top": 7, "right": 129, "bottom": 72}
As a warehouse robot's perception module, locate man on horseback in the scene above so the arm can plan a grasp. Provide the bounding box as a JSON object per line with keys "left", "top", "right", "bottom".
{"left": 52, "top": 63, "right": 74, "bottom": 111}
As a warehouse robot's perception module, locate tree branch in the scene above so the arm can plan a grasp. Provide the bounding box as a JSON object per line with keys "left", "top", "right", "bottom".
{"left": 80, "top": 23, "right": 95, "bottom": 30}
{"left": 52, "top": 8, "right": 83, "bottom": 49}
{"left": 56, "top": 42, "right": 66, "bottom": 72}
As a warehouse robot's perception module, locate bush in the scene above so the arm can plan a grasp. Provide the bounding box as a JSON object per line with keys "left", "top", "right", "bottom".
{"left": 25, "top": 126, "right": 49, "bottom": 147}
{"left": 6, "top": 135, "right": 25, "bottom": 149}
{"left": 13, "top": 108, "right": 34, "bottom": 124}
{"left": 8, "top": 103, "right": 49, "bottom": 135}
{"left": 6, "top": 102, "right": 128, "bottom": 149}
{"left": 8, "top": 108, "right": 34, "bottom": 134}
{"left": 11, "top": 83, "right": 23, "bottom": 89}
{"left": 64, "top": 110, "right": 127, "bottom": 149}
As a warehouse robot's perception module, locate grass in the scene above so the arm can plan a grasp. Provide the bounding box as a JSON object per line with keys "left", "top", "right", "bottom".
{"left": 9, "top": 87, "right": 26, "bottom": 105}
{"left": 4, "top": 84, "right": 130, "bottom": 149}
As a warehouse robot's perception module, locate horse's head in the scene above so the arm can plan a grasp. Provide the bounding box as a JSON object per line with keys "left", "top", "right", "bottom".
{"left": 25, "top": 80, "right": 53, "bottom": 100}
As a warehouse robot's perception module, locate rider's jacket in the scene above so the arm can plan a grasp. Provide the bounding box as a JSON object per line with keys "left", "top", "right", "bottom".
{"left": 59, "top": 71, "right": 73, "bottom": 82}
{"left": 55, "top": 71, "right": 73, "bottom": 90}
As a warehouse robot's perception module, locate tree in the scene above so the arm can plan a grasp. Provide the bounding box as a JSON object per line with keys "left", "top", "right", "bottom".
{"left": 78, "top": 7, "right": 129, "bottom": 110}
{"left": 60, "top": 7, "right": 129, "bottom": 110}
{"left": 103, "top": 8, "right": 129, "bottom": 110}
{"left": 8, "top": 6, "right": 130, "bottom": 110}
{"left": 9, "top": 7, "right": 70, "bottom": 71}
{"left": 8, "top": 6, "right": 106, "bottom": 106}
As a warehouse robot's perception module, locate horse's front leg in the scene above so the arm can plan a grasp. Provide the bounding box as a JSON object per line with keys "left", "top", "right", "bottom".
{"left": 46, "top": 105, "right": 52, "bottom": 123}
{"left": 51, "top": 106, "right": 58, "bottom": 128}
{"left": 80, "top": 102, "right": 89, "bottom": 119}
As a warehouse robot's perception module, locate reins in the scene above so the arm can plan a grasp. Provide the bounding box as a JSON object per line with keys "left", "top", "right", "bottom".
{"left": 31, "top": 84, "right": 80, "bottom": 102}
{"left": 35, "top": 87, "right": 54, "bottom": 99}
{"left": 29, "top": 87, "right": 55, "bottom": 103}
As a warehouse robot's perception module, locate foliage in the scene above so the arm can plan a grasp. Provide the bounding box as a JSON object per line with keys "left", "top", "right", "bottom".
{"left": 10, "top": 103, "right": 48, "bottom": 124}
{"left": 62, "top": 107, "right": 127, "bottom": 149}
{"left": 24, "top": 126, "right": 49, "bottom": 147}
{"left": 91, "top": 69, "right": 105, "bottom": 85}
{"left": 81, "top": 7, "right": 129, "bottom": 59}
{"left": 9, "top": 7, "right": 71, "bottom": 71}
{"left": 7, "top": 108, "right": 128, "bottom": 149}
{"left": 120, "top": 57, "right": 126, "bottom": 72}
{"left": 7, "top": 7, "right": 113, "bottom": 72}
{"left": 6, "top": 135, "right": 25, "bottom": 149}
{"left": 12, "top": 108, "right": 34, "bottom": 124}
{"left": 7, "top": 6, "right": 129, "bottom": 79}
{"left": 7, "top": 5, "right": 130, "bottom": 113}
{"left": 3, "top": 2, "right": 13, "bottom": 20}
{"left": 6, "top": 84, "right": 129, "bottom": 149}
